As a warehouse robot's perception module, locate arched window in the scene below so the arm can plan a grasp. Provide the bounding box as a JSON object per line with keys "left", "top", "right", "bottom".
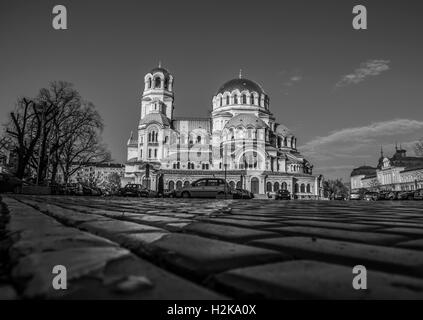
{"left": 236, "top": 181, "right": 242, "bottom": 189}
{"left": 219, "top": 97, "right": 223, "bottom": 106}
{"left": 295, "top": 183, "right": 299, "bottom": 193}
{"left": 266, "top": 182, "right": 272, "bottom": 192}
{"left": 282, "top": 182, "right": 288, "bottom": 190}
{"left": 274, "top": 182, "right": 280, "bottom": 191}
{"left": 148, "top": 132, "right": 151, "bottom": 142}
{"left": 148, "top": 149, "right": 152, "bottom": 158}
{"left": 226, "top": 95, "right": 230, "bottom": 105}
{"left": 196, "top": 136, "right": 201, "bottom": 144}
{"left": 176, "top": 181, "right": 183, "bottom": 190}
{"left": 242, "top": 94, "right": 247, "bottom": 104}
{"left": 148, "top": 78, "right": 152, "bottom": 89}
{"left": 164, "top": 78, "right": 169, "bottom": 90}
{"left": 154, "top": 77, "right": 161, "bottom": 88}
{"left": 184, "top": 181, "right": 190, "bottom": 188}
{"left": 250, "top": 94, "right": 255, "bottom": 105}
{"left": 154, "top": 149, "right": 157, "bottom": 158}
{"left": 229, "top": 181, "right": 235, "bottom": 190}
{"left": 168, "top": 181, "right": 175, "bottom": 190}
{"left": 306, "top": 184, "right": 311, "bottom": 193}
{"left": 233, "top": 95, "right": 238, "bottom": 104}
{"left": 300, "top": 183, "right": 305, "bottom": 193}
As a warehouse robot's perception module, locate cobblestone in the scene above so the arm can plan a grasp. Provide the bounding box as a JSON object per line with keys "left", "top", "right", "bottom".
{"left": 1, "top": 195, "right": 423, "bottom": 299}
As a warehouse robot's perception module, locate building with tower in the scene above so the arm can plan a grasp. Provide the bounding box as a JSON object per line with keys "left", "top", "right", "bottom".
{"left": 124, "top": 65, "right": 323, "bottom": 198}
{"left": 350, "top": 145, "right": 423, "bottom": 192}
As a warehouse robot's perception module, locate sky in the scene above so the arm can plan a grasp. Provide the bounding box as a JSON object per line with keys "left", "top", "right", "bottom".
{"left": 1, "top": 0, "right": 423, "bottom": 181}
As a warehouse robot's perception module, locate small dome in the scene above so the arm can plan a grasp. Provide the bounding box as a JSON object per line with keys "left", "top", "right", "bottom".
{"left": 224, "top": 114, "right": 268, "bottom": 129}
{"left": 139, "top": 113, "right": 170, "bottom": 127}
{"left": 149, "top": 66, "right": 170, "bottom": 77}
{"left": 275, "top": 124, "right": 293, "bottom": 136}
{"left": 217, "top": 78, "right": 265, "bottom": 95}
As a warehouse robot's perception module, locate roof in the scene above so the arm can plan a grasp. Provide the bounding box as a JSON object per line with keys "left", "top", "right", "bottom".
{"left": 275, "top": 124, "right": 293, "bottom": 136}
{"left": 351, "top": 166, "right": 376, "bottom": 177}
{"left": 216, "top": 78, "right": 265, "bottom": 95}
{"left": 139, "top": 113, "right": 171, "bottom": 127}
{"left": 224, "top": 114, "right": 268, "bottom": 129}
{"left": 389, "top": 156, "right": 423, "bottom": 169}
{"left": 149, "top": 67, "right": 170, "bottom": 77}
{"left": 400, "top": 165, "right": 423, "bottom": 173}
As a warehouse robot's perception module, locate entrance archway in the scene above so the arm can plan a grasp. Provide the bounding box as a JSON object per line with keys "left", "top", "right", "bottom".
{"left": 158, "top": 175, "right": 164, "bottom": 194}
{"left": 251, "top": 177, "right": 260, "bottom": 194}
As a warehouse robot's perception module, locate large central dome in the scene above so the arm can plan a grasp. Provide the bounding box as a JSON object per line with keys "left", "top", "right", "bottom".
{"left": 217, "top": 78, "right": 265, "bottom": 95}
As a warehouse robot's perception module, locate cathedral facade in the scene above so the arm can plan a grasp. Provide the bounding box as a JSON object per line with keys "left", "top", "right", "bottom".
{"left": 124, "top": 65, "right": 323, "bottom": 198}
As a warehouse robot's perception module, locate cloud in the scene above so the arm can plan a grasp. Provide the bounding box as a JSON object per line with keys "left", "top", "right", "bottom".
{"left": 302, "top": 119, "right": 423, "bottom": 160}
{"left": 285, "top": 75, "right": 303, "bottom": 87}
{"left": 335, "top": 59, "right": 390, "bottom": 87}
{"left": 279, "top": 69, "right": 303, "bottom": 88}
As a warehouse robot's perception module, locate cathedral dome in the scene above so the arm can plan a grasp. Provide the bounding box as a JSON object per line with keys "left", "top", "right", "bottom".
{"left": 224, "top": 114, "right": 268, "bottom": 129}
{"left": 217, "top": 78, "right": 265, "bottom": 95}
{"left": 275, "top": 124, "right": 293, "bottom": 136}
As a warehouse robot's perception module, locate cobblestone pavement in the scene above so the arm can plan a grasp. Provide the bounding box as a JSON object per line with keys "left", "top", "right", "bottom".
{"left": 1, "top": 195, "right": 423, "bottom": 299}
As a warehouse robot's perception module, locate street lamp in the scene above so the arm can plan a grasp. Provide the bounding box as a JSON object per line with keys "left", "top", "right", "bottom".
{"left": 223, "top": 141, "right": 228, "bottom": 199}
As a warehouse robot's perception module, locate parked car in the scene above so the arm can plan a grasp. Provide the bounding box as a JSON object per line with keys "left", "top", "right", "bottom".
{"left": 386, "top": 191, "right": 400, "bottom": 200}
{"left": 398, "top": 190, "right": 415, "bottom": 200}
{"left": 0, "top": 172, "right": 23, "bottom": 193}
{"left": 275, "top": 189, "right": 291, "bottom": 200}
{"left": 364, "top": 192, "right": 379, "bottom": 201}
{"left": 176, "top": 178, "right": 230, "bottom": 198}
{"left": 119, "top": 184, "right": 157, "bottom": 197}
{"left": 349, "top": 192, "right": 362, "bottom": 200}
{"left": 333, "top": 194, "right": 347, "bottom": 200}
{"left": 162, "top": 189, "right": 177, "bottom": 198}
{"left": 377, "top": 191, "right": 391, "bottom": 200}
{"left": 233, "top": 188, "right": 253, "bottom": 199}
{"left": 413, "top": 189, "right": 423, "bottom": 200}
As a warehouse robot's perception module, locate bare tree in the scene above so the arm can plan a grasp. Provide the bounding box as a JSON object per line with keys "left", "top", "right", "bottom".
{"left": 5, "top": 98, "right": 43, "bottom": 179}
{"left": 59, "top": 126, "right": 111, "bottom": 184}
{"left": 323, "top": 179, "right": 349, "bottom": 199}
{"left": 4, "top": 81, "right": 111, "bottom": 184}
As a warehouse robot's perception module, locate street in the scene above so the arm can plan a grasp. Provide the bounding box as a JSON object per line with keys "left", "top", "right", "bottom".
{"left": 1, "top": 195, "right": 423, "bottom": 299}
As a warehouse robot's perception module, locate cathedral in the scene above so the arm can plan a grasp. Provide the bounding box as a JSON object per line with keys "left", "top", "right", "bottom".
{"left": 124, "top": 65, "right": 323, "bottom": 198}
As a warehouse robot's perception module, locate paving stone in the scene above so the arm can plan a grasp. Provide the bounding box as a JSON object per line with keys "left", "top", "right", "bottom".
{"left": 249, "top": 237, "right": 423, "bottom": 277}
{"left": 198, "top": 218, "right": 276, "bottom": 229}
{"left": 277, "top": 220, "right": 380, "bottom": 231}
{"left": 148, "top": 233, "right": 287, "bottom": 278}
{"left": 59, "top": 255, "right": 226, "bottom": 300}
{"left": 377, "top": 227, "right": 423, "bottom": 237}
{"left": 12, "top": 246, "right": 131, "bottom": 298}
{"left": 10, "top": 232, "right": 117, "bottom": 260}
{"left": 266, "top": 226, "right": 409, "bottom": 245}
{"left": 212, "top": 261, "right": 423, "bottom": 299}
{"left": 396, "top": 239, "right": 423, "bottom": 250}
{"left": 18, "top": 199, "right": 110, "bottom": 226}
{"left": 183, "top": 222, "right": 281, "bottom": 242}
{"left": 78, "top": 220, "right": 166, "bottom": 242}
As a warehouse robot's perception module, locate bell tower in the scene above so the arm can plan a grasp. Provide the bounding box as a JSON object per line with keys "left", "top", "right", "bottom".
{"left": 141, "top": 63, "right": 174, "bottom": 120}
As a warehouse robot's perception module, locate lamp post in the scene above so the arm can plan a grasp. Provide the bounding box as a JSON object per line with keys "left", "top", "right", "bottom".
{"left": 223, "top": 141, "right": 228, "bottom": 199}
